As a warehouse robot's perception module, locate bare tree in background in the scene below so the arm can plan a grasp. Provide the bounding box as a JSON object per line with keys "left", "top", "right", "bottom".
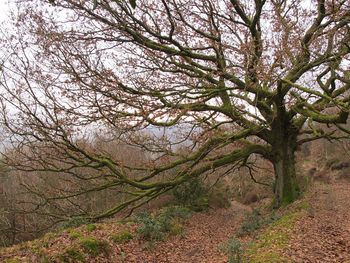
{"left": 0, "top": 0, "right": 349, "bottom": 220}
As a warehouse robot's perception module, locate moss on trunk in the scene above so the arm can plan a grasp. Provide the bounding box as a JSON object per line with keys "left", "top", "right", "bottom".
{"left": 272, "top": 139, "right": 300, "bottom": 207}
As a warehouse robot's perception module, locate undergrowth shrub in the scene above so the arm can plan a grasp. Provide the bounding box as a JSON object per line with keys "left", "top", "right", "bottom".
{"left": 136, "top": 213, "right": 164, "bottom": 241}
{"left": 237, "top": 209, "right": 263, "bottom": 236}
{"left": 168, "top": 221, "right": 185, "bottom": 236}
{"left": 79, "top": 237, "right": 110, "bottom": 256}
{"left": 110, "top": 230, "right": 133, "bottom": 244}
{"left": 237, "top": 209, "right": 280, "bottom": 237}
{"left": 135, "top": 206, "right": 191, "bottom": 241}
{"left": 59, "top": 248, "right": 85, "bottom": 263}
{"left": 172, "top": 178, "right": 209, "bottom": 211}
{"left": 219, "top": 237, "right": 243, "bottom": 263}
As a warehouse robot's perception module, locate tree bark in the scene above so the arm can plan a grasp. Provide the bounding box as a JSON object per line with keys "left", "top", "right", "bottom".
{"left": 272, "top": 135, "right": 299, "bottom": 208}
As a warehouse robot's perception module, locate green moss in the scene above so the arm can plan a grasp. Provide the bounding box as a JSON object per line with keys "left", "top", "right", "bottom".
{"left": 281, "top": 181, "right": 300, "bottom": 207}
{"left": 272, "top": 212, "right": 300, "bottom": 228}
{"left": 86, "top": 224, "right": 97, "bottom": 232}
{"left": 4, "top": 259, "right": 21, "bottom": 263}
{"left": 244, "top": 211, "right": 302, "bottom": 263}
{"left": 79, "top": 237, "right": 110, "bottom": 256}
{"left": 69, "top": 230, "right": 83, "bottom": 240}
{"left": 237, "top": 209, "right": 282, "bottom": 237}
{"left": 110, "top": 230, "right": 133, "bottom": 244}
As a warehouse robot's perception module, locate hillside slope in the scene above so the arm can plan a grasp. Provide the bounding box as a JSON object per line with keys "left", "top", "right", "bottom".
{"left": 2, "top": 180, "right": 350, "bottom": 262}
{"left": 285, "top": 180, "right": 350, "bottom": 262}
{"left": 0, "top": 202, "right": 250, "bottom": 263}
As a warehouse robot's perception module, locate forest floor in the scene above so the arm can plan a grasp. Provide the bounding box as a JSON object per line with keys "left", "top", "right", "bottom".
{"left": 284, "top": 180, "right": 350, "bottom": 262}
{"left": 2, "top": 180, "right": 350, "bottom": 262}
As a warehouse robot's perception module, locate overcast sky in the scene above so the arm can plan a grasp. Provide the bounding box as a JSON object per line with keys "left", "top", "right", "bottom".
{"left": 0, "top": 0, "right": 10, "bottom": 22}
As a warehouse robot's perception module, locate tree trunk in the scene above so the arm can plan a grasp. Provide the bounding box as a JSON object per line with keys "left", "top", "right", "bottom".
{"left": 272, "top": 136, "right": 299, "bottom": 208}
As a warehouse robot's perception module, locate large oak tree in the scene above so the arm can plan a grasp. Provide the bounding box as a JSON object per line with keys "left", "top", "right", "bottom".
{"left": 0, "top": 0, "right": 350, "bottom": 219}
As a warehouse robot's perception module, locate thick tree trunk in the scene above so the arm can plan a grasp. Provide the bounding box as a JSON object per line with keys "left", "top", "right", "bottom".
{"left": 272, "top": 136, "right": 299, "bottom": 208}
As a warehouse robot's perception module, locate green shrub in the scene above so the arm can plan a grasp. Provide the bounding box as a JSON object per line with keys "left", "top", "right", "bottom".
{"left": 237, "top": 210, "right": 280, "bottom": 237}
{"left": 219, "top": 237, "right": 243, "bottom": 263}
{"left": 136, "top": 206, "right": 191, "bottom": 241}
{"left": 161, "top": 205, "right": 192, "bottom": 219}
{"left": 265, "top": 213, "right": 281, "bottom": 225}
{"left": 136, "top": 212, "right": 164, "bottom": 241}
{"left": 79, "top": 237, "right": 110, "bottom": 256}
{"left": 86, "top": 224, "right": 97, "bottom": 232}
{"left": 59, "top": 248, "right": 85, "bottom": 262}
{"left": 173, "top": 178, "right": 209, "bottom": 211}
{"left": 237, "top": 209, "right": 264, "bottom": 236}
{"left": 110, "top": 230, "right": 133, "bottom": 244}
{"left": 157, "top": 213, "right": 173, "bottom": 233}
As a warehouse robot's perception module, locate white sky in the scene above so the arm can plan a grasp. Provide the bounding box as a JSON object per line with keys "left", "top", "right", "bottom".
{"left": 0, "top": 0, "right": 313, "bottom": 23}
{"left": 0, "top": 0, "right": 10, "bottom": 22}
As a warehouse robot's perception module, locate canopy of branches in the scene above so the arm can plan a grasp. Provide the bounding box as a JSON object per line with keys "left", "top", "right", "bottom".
{"left": 0, "top": 0, "right": 349, "bottom": 218}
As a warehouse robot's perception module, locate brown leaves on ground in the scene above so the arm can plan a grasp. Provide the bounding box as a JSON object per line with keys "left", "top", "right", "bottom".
{"left": 0, "top": 201, "right": 250, "bottom": 263}
{"left": 3, "top": 180, "right": 350, "bottom": 262}
{"left": 285, "top": 181, "right": 350, "bottom": 263}
{"left": 104, "top": 201, "right": 249, "bottom": 263}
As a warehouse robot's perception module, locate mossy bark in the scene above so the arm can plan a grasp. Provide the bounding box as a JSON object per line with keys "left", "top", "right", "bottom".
{"left": 273, "top": 143, "right": 299, "bottom": 207}
{"left": 273, "top": 132, "right": 299, "bottom": 208}
{"left": 270, "top": 101, "right": 300, "bottom": 207}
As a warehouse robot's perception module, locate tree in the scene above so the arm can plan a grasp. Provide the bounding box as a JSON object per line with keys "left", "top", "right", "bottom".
{"left": 0, "top": 0, "right": 349, "bottom": 219}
